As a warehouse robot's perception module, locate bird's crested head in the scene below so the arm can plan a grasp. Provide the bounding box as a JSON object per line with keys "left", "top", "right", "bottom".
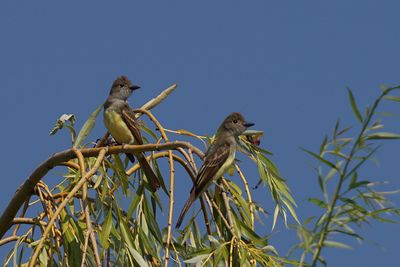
{"left": 220, "top": 112, "right": 254, "bottom": 136}
{"left": 109, "top": 76, "right": 140, "bottom": 100}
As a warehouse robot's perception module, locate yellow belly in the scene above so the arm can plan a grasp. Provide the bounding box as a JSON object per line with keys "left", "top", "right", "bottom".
{"left": 104, "top": 109, "right": 134, "bottom": 144}
{"left": 214, "top": 147, "right": 236, "bottom": 180}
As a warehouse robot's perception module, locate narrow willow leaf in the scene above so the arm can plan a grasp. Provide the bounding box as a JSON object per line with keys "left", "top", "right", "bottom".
{"left": 302, "top": 148, "right": 338, "bottom": 170}
{"left": 282, "top": 198, "right": 300, "bottom": 224}
{"left": 184, "top": 250, "right": 212, "bottom": 264}
{"left": 126, "top": 246, "right": 149, "bottom": 267}
{"left": 99, "top": 208, "right": 113, "bottom": 248}
{"left": 336, "top": 126, "right": 351, "bottom": 137}
{"left": 141, "top": 124, "right": 158, "bottom": 141}
{"left": 213, "top": 242, "right": 229, "bottom": 266}
{"left": 319, "top": 135, "right": 328, "bottom": 155}
{"left": 333, "top": 229, "right": 364, "bottom": 240}
{"left": 142, "top": 194, "right": 162, "bottom": 243}
{"left": 272, "top": 205, "right": 279, "bottom": 230}
{"left": 325, "top": 161, "right": 343, "bottom": 182}
{"left": 111, "top": 154, "right": 129, "bottom": 192}
{"left": 308, "top": 198, "right": 326, "bottom": 208}
{"left": 120, "top": 219, "right": 149, "bottom": 266}
{"left": 317, "top": 172, "right": 326, "bottom": 196}
{"left": 233, "top": 211, "right": 268, "bottom": 246}
{"left": 384, "top": 95, "right": 400, "bottom": 102}
{"left": 349, "top": 180, "right": 370, "bottom": 190}
{"left": 73, "top": 103, "right": 104, "bottom": 147}
{"left": 347, "top": 88, "right": 363, "bottom": 123}
{"left": 137, "top": 230, "right": 158, "bottom": 259}
{"left": 61, "top": 211, "right": 77, "bottom": 243}
{"left": 366, "top": 132, "right": 400, "bottom": 140}
{"left": 323, "top": 240, "right": 352, "bottom": 250}
{"left": 258, "top": 153, "right": 281, "bottom": 177}
{"left": 127, "top": 190, "right": 142, "bottom": 219}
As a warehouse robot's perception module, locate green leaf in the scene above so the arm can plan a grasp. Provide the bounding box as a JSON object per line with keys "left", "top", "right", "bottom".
{"left": 272, "top": 205, "right": 279, "bottom": 230}
{"left": 73, "top": 103, "right": 103, "bottom": 147}
{"left": 142, "top": 193, "right": 162, "bottom": 243}
{"left": 323, "top": 240, "right": 352, "bottom": 250}
{"left": 127, "top": 190, "right": 142, "bottom": 219}
{"left": 347, "top": 88, "right": 363, "bottom": 123}
{"left": 349, "top": 180, "right": 370, "bottom": 190}
{"left": 319, "top": 135, "right": 328, "bottom": 155}
{"left": 282, "top": 198, "right": 300, "bottom": 224}
{"left": 384, "top": 95, "right": 400, "bottom": 102}
{"left": 184, "top": 251, "right": 211, "bottom": 264}
{"left": 366, "top": 132, "right": 400, "bottom": 140}
{"left": 301, "top": 148, "right": 338, "bottom": 170}
{"left": 126, "top": 246, "right": 149, "bottom": 267}
{"left": 233, "top": 211, "right": 268, "bottom": 246}
{"left": 119, "top": 218, "right": 148, "bottom": 266}
{"left": 111, "top": 154, "right": 129, "bottom": 193}
{"left": 308, "top": 198, "right": 326, "bottom": 208}
{"left": 99, "top": 208, "right": 113, "bottom": 248}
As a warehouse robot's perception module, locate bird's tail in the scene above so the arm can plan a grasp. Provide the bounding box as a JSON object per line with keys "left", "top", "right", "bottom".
{"left": 175, "top": 190, "right": 197, "bottom": 228}
{"left": 136, "top": 153, "right": 160, "bottom": 192}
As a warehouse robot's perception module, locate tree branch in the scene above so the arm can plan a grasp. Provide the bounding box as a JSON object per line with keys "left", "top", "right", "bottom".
{"left": 0, "top": 141, "right": 201, "bottom": 239}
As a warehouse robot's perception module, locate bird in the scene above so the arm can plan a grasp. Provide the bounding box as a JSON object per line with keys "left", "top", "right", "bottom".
{"left": 103, "top": 76, "right": 160, "bottom": 192}
{"left": 175, "top": 112, "right": 254, "bottom": 228}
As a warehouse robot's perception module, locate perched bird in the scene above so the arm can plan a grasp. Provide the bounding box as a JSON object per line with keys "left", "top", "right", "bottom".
{"left": 176, "top": 112, "right": 254, "bottom": 228}
{"left": 103, "top": 76, "right": 160, "bottom": 192}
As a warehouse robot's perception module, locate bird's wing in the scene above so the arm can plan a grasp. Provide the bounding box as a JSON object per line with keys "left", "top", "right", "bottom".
{"left": 121, "top": 105, "right": 144, "bottom": 145}
{"left": 194, "top": 142, "right": 231, "bottom": 195}
{"left": 121, "top": 104, "right": 160, "bottom": 191}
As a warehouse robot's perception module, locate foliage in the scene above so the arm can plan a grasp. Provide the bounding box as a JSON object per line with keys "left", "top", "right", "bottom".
{"left": 0, "top": 85, "right": 294, "bottom": 267}
{"left": 288, "top": 86, "right": 400, "bottom": 266}
{"left": 0, "top": 85, "right": 399, "bottom": 267}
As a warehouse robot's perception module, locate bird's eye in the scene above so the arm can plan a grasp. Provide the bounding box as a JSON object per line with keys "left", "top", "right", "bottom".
{"left": 119, "top": 84, "right": 124, "bottom": 87}
{"left": 233, "top": 120, "right": 238, "bottom": 124}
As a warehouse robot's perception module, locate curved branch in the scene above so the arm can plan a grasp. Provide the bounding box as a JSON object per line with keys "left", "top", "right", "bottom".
{"left": 0, "top": 235, "right": 19, "bottom": 246}
{"left": 0, "top": 141, "right": 202, "bottom": 239}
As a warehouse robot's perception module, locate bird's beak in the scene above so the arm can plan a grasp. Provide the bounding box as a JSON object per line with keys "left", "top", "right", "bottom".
{"left": 130, "top": 84, "right": 141, "bottom": 90}
{"left": 243, "top": 121, "right": 255, "bottom": 128}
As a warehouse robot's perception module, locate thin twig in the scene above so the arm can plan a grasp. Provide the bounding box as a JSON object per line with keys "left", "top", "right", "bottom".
{"left": 80, "top": 228, "right": 91, "bottom": 267}
{"left": 59, "top": 161, "right": 80, "bottom": 170}
{"left": 29, "top": 149, "right": 107, "bottom": 267}
{"left": 229, "top": 236, "right": 236, "bottom": 267}
{"left": 73, "top": 148, "right": 102, "bottom": 266}
{"left": 234, "top": 164, "right": 254, "bottom": 228}
{"left": 0, "top": 235, "right": 19, "bottom": 246}
{"left": 12, "top": 198, "right": 31, "bottom": 236}
{"left": 208, "top": 194, "right": 235, "bottom": 236}
{"left": 220, "top": 179, "right": 235, "bottom": 233}
{"left": 136, "top": 109, "right": 175, "bottom": 267}
{"left": 12, "top": 217, "right": 47, "bottom": 226}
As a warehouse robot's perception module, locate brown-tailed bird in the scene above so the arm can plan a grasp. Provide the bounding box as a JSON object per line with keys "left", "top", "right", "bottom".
{"left": 103, "top": 76, "right": 160, "bottom": 191}
{"left": 175, "top": 112, "right": 254, "bottom": 228}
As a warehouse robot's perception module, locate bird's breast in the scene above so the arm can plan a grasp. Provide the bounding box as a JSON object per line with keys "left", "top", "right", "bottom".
{"left": 104, "top": 109, "right": 134, "bottom": 144}
{"left": 214, "top": 145, "right": 236, "bottom": 180}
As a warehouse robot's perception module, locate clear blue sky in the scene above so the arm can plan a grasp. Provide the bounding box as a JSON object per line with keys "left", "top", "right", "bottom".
{"left": 1, "top": 1, "right": 399, "bottom": 266}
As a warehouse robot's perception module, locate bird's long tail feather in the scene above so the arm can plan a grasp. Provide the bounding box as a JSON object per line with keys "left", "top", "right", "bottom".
{"left": 136, "top": 153, "right": 160, "bottom": 192}
{"left": 175, "top": 190, "right": 197, "bottom": 228}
